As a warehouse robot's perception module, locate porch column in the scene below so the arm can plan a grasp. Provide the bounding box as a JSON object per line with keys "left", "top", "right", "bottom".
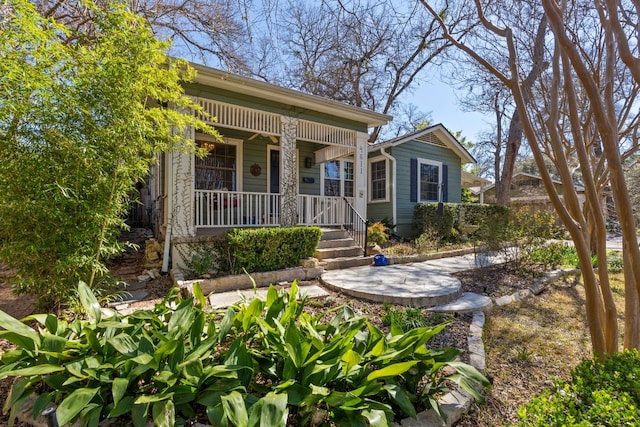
{"left": 354, "top": 131, "right": 369, "bottom": 219}
{"left": 280, "top": 116, "right": 298, "bottom": 226}
{"left": 170, "top": 125, "right": 196, "bottom": 238}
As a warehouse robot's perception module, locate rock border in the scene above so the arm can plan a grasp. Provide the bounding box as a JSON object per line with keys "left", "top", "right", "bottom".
{"left": 397, "top": 268, "right": 580, "bottom": 427}
{"left": 173, "top": 266, "right": 324, "bottom": 299}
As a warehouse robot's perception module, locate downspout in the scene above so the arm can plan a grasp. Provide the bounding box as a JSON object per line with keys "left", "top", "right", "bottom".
{"left": 380, "top": 147, "right": 397, "bottom": 231}
{"left": 161, "top": 150, "right": 173, "bottom": 274}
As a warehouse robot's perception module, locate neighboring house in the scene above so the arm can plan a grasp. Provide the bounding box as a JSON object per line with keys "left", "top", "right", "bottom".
{"left": 151, "top": 62, "right": 391, "bottom": 271}
{"left": 480, "top": 172, "right": 587, "bottom": 223}
{"left": 480, "top": 172, "right": 585, "bottom": 204}
{"left": 366, "top": 125, "right": 476, "bottom": 238}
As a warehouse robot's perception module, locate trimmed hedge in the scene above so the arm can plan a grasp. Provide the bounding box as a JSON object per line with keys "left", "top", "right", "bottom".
{"left": 225, "top": 226, "right": 322, "bottom": 273}
{"left": 516, "top": 350, "right": 640, "bottom": 426}
{"left": 412, "top": 203, "right": 510, "bottom": 243}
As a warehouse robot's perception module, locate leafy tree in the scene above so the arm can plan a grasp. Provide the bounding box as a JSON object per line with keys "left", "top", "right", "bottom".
{"left": 0, "top": 0, "right": 215, "bottom": 309}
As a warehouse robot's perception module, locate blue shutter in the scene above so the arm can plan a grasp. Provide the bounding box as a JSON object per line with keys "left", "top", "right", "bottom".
{"left": 442, "top": 164, "right": 448, "bottom": 202}
{"left": 410, "top": 158, "right": 417, "bottom": 202}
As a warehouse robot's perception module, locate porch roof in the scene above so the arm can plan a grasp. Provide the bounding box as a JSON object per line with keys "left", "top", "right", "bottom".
{"left": 189, "top": 62, "right": 392, "bottom": 128}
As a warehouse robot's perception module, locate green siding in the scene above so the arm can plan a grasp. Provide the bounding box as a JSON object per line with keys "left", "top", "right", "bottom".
{"left": 366, "top": 151, "right": 393, "bottom": 223}
{"left": 368, "top": 141, "right": 462, "bottom": 238}
{"left": 298, "top": 141, "right": 322, "bottom": 196}
{"left": 185, "top": 83, "right": 369, "bottom": 133}
{"left": 242, "top": 137, "right": 268, "bottom": 193}
{"left": 367, "top": 202, "right": 393, "bottom": 224}
{"left": 237, "top": 137, "right": 322, "bottom": 195}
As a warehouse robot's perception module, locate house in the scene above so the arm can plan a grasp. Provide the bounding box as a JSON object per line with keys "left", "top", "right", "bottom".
{"left": 479, "top": 171, "right": 586, "bottom": 223}
{"left": 366, "top": 125, "right": 476, "bottom": 238}
{"left": 151, "top": 62, "right": 391, "bottom": 272}
{"left": 480, "top": 172, "right": 585, "bottom": 203}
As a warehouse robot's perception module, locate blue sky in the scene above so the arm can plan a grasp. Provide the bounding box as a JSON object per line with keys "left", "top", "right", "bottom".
{"left": 406, "top": 80, "right": 492, "bottom": 144}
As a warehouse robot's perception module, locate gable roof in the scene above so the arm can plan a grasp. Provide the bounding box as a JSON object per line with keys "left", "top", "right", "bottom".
{"left": 189, "top": 62, "right": 392, "bottom": 128}
{"left": 369, "top": 124, "right": 476, "bottom": 164}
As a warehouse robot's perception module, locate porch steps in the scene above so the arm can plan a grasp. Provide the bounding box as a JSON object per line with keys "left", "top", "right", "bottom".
{"left": 321, "top": 255, "right": 373, "bottom": 270}
{"left": 316, "top": 228, "right": 371, "bottom": 270}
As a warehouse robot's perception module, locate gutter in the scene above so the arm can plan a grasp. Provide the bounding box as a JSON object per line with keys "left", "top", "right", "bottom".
{"left": 380, "top": 147, "right": 397, "bottom": 231}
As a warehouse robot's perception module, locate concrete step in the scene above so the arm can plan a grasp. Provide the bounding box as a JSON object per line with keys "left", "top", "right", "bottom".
{"left": 317, "top": 238, "right": 357, "bottom": 249}
{"left": 320, "top": 229, "right": 349, "bottom": 240}
{"left": 428, "top": 292, "right": 493, "bottom": 313}
{"left": 321, "top": 255, "right": 373, "bottom": 270}
{"left": 315, "top": 246, "right": 364, "bottom": 260}
{"left": 321, "top": 264, "right": 462, "bottom": 307}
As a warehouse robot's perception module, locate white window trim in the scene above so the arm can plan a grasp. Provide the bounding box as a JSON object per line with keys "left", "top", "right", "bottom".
{"left": 368, "top": 156, "right": 390, "bottom": 203}
{"left": 320, "top": 158, "right": 354, "bottom": 197}
{"left": 194, "top": 134, "right": 243, "bottom": 191}
{"left": 417, "top": 158, "right": 442, "bottom": 203}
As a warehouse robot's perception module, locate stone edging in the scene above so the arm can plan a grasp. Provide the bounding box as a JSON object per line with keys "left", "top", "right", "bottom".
{"left": 172, "top": 266, "right": 324, "bottom": 298}
{"left": 397, "top": 268, "right": 581, "bottom": 427}
{"left": 493, "top": 268, "right": 580, "bottom": 306}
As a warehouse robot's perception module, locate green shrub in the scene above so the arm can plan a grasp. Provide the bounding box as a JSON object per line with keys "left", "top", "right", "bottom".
{"left": 414, "top": 228, "right": 440, "bottom": 253}
{"left": 382, "top": 305, "right": 453, "bottom": 332}
{"left": 225, "top": 226, "right": 321, "bottom": 273}
{"left": 522, "top": 242, "right": 576, "bottom": 270}
{"left": 515, "top": 349, "right": 640, "bottom": 426}
{"left": 382, "top": 305, "right": 430, "bottom": 332}
{"left": 367, "top": 221, "right": 389, "bottom": 246}
{"left": 589, "top": 250, "right": 624, "bottom": 273}
{"left": 412, "top": 204, "right": 455, "bottom": 241}
{"left": 0, "top": 281, "right": 490, "bottom": 426}
{"left": 412, "top": 203, "right": 510, "bottom": 246}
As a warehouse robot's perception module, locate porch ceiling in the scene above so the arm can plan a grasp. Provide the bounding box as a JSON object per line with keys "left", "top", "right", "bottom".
{"left": 314, "top": 145, "right": 354, "bottom": 164}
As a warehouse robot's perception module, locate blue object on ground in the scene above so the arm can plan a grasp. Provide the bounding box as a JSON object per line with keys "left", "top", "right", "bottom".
{"left": 373, "top": 254, "right": 388, "bottom": 266}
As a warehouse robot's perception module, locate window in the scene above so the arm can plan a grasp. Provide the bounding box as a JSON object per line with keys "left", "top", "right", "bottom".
{"left": 418, "top": 159, "right": 441, "bottom": 202}
{"left": 369, "top": 157, "right": 388, "bottom": 202}
{"left": 322, "top": 159, "right": 354, "bottom": 197}
{"left": 195, "top": 138, "right": 239, "bottom": 190}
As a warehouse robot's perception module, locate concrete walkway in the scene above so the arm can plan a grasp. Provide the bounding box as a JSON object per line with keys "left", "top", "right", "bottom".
{"left": 320, "top": 250, "right": 507, "bottom": 311}
{"left": 202, "top": 250, "right": 507, "bottom": 312}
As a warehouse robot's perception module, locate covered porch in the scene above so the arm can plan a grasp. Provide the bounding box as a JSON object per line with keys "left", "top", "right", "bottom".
{"left": 186, "top": 96, "right": 370, "bottom": 232}
{"left": 161, "top": 64, "right": 390, "bottom": 247}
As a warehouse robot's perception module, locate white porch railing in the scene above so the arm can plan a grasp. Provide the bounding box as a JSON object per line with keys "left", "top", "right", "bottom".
{"left": 195, "top": 190, "right": 280, "bottom": 227}
{"left": 297, "top": 195, "right": 353, "bottom": 226}
{"left": 194, "top": 190, "right": 354, "bottom": 228}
